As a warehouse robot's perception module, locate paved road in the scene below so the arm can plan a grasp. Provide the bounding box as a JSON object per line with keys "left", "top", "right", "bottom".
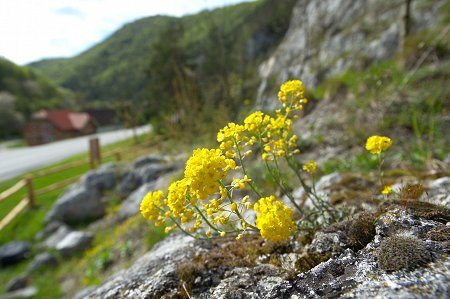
{"left": 0, "top": 126, "right": 151, "bottom": 182}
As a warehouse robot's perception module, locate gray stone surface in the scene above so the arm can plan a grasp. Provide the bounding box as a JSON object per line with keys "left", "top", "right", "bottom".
{"left": 118, "top": 163, "right": 176, "bottom": 197}
{"left": 5, "top": 274, "right": 29, "bottom": 292}
{"left": 35, "top": 221, "right": 65, "bottom": 241}
{"left": 83, "top": 195, "right": 450, "bottom": 298}
{"left": 256, "top": 0, "right": 446, "bottom": 110}
{"left": 1, "top": 287, "right": 37, "bottom": 299}
{"left": 80, "top": 163, "right": 117, "bottom": 193}
{"left": 55, "top": 231, "right": 94, "bottom": 257}
{"left": 0, "top": 241, "right": 31, "bottom": 267}
{"left": 118, "top": 172, "right": 176, "bottom": 220}
{"left": 27, "top": 252, "right": 58, "bottom": 272}
{"left": 44, "top": 183, "right": 103, "bottom": 224}
{"left": 43, "top": 224, "right": 72, "bottom": 248}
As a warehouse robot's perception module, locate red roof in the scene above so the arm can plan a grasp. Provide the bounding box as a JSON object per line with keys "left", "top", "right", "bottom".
{"left": 32, "top": 110, "right": 93, "bottom": 131}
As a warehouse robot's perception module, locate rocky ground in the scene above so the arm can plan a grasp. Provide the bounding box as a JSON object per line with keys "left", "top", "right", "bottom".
{"left": 1, "top": 152, "right": 449, "bottom": 299}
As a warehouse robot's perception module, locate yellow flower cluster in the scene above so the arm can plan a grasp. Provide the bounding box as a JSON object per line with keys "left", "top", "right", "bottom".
{"left": 167, "top": 179, "right": 188, "bottom": 216}
{"left": 140, "top": 191, "right": 164, "bottom": 220}
{"left": 140, "top": 79, "right": 315, "bottom": 242}
{"left": 277, "top": 80, "right": 308, "bottom": 111}
{"left": 303, "top": 160, "right": 317, "bottom": 173}
{"left": 185, "top": 148, "right": 236, "bottom": 200}
{"left": 365, "top": 135, "right": 392, "bottom": 154}
{"left": 254, "top": 196, "right": 296, "bottom": 241}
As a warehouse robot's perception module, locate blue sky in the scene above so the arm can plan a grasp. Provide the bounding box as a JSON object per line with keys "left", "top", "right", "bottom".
{"left": 0, "top": 0, "right": 251, "bottom": 65}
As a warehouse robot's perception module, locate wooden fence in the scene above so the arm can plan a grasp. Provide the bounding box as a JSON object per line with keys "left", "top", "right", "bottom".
{"left": 0, "top": 139, "right": 152, "bottom": 231}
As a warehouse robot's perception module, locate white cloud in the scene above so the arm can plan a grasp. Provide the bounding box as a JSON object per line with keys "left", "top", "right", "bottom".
{"left": 0, "top": 0, "right": 251, "bottom": 65}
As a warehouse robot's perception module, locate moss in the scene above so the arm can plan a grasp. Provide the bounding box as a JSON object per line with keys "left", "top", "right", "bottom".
{"left": 426, "top": 226, "right": 450, "bottom": 242}
{"left": 377, "top": 235, "right": 432, "bottom": 272}
{"left": 295, "top": 251, "right": 332, "bottom": 272}
{"left": 398, "top": 200, "right": 450, "bottom": 223}
{"left": 323, "top": 211, "right": 376, "bottom": 251}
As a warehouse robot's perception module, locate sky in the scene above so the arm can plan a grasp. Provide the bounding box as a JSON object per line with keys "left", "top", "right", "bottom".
{"left": 0, "top": 0, "right": 250, "bottom": 65}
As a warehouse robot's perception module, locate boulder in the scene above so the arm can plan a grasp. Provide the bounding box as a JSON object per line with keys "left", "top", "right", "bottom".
{"left": 80, "top": 163, "right": 117, "bottom": 193}
{"left": 55, "top": 231, "right": 94, "bottom": 257}
{"left": 118, "top": 172, "right": 176, "bottom": 220}
{"left": 35, "top": 221, "right": 66, "bottom": 241}
{"left": 118, "top": 182, "right": 156, "bottom": 220}
{"left": 5, "top": 274, "right": 29, "bottom": 292}
{"left": 0, "top": 241, "right": 31, "bottom": 267}
{"left": 1, "top": 286, "right": 37, "bottom": 299}
{"left": 43, "top": 224, "right": 72, "bottom": 248}
{"left": 44, "top": 183, "right": 103, "bottom": 224}
{"left": 134, "top": 155, "right": 166, "bottom": 169}
{"left": 27, "top": 252, "right": 58, "bottom": 272}
{"left": 118, "top": 162, "right": 176, "bottom": 197}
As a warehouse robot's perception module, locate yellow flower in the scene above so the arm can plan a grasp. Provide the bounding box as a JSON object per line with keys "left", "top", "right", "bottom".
{"left": 167, "top": 179, "right": 188, "bottom": 217}
{"left": 231, "top": 175, "right": 252, "bottom": 189}
{"left": 254, "top": 196, "right": 296, "bottom": 241}
{"left": 277, "top": 80, "right": 307, "bottom": 110}
{"left": 140, "top": 190, "right": 164, "bottom": 220}
{"left": 220, "top": 231, "right": 226, "bottom": 237}
{"left": 230, "top": 202, "right": 238, "bottom": 211}
{"left": 184, "top": 148, "right": 235, "bottom": 199}
{"left": 382, "top": 185, "right": 392, "bottom": 195}
{"left": 217, "top": 123, "right": 245, "bottom": 152}
{"left": 365, "top": 135, "right": 393, "bottom": 154}
{"left": 244, "top": 111, "right": 270, "bottom": 133}
{"left": 303, "top": 161, "right": 317, "bottom": 173}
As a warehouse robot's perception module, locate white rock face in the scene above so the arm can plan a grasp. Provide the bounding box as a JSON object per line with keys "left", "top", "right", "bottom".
{"left": 256, "top": 0, "right": 446, "bottom": 110}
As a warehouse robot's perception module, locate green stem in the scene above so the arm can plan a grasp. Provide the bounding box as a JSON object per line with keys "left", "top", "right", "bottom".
{"left": 232, "top": 137, "right": 262, "bottom": 197}
{"left": 218, "top": 180, "right": 258, "bottom": 230}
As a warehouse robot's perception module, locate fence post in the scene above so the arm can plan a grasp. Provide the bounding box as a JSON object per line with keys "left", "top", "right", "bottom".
{"left": 25, "top": 176, "right": 35, "bottom": 207}
{"left": 89, "top": 138, "right": 101, "bottom": 169}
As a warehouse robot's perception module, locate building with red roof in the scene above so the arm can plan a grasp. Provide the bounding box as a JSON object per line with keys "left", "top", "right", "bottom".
{"left": 23, "top": 110, "right": 97, "bottom": 145}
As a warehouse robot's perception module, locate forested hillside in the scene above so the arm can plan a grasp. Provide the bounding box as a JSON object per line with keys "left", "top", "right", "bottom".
{"left": 30, "top": 0, "right": 297, "bottom": 136}
{"left": 0, "top": 58, "right": 75, "bottom": 138}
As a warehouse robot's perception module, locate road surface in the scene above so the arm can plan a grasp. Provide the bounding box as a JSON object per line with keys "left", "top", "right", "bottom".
{"left": 0, "top": 126, "right": 151, "bottom": 182}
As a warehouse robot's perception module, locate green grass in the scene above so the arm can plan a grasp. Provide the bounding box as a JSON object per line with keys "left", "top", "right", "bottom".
{"left": 0, "top": 133, "right": 163, "bottom": 298}
{"left": 0, "top": 132, "right": 152, "bottom": 243}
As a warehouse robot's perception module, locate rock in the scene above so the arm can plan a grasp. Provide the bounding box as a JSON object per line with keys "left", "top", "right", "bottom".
{"left": 134, "top": 155, "right": 166, "bottom": 168}
{"left": 35, "top": 221, "right": 65, "bottom": 241}
{"left": 1, "top": 286, "right": 37, "bottom": 299}
{"left": 5, "top": 274, "right": 29, "bottom": 292}
{"left": 118, "top": 172, "right": 176, "bottom": 220}
{"left": 256, "top": 0, "right": 446, "bottom": 109}
{"left": 55, "top": 231, "right": 94, "bottom": 257}
{"left": 44, "top": 183, "right": 103, "bottom": 224}
{"left": 0, "top": 241, "right": 31, "bottom": 267}
{"left": 27, "top": 252, "right": 58, "bottom": 272}
{"left": 118, "top": 182, "right": 156, "bottom": 220}
{"left": 73, "top": 286, "right": 97, "bottom": 299}
{"left": 80, "top": 234, "right": 195, "bottom": 298}
{"left": 43, "top": 224, "right": 72, "bottom": 248}
{"left": 118, "top": 163, "right": 176, "bottom": 197}
{"left": 425, "top": 177, "right": 450, "bottom": 206}
{"left": 80, "top": 163, "right": 117, "bottom": 193}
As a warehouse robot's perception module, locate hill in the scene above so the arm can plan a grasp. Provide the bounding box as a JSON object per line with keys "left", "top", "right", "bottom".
{"left": 29, "top": 0, "right": 298, "bottom": 133}
{"left": 0, "top": 58, "right": 76, "bottom": 138}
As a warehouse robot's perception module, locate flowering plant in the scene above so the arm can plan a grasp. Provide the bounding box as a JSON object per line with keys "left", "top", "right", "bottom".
{"left": 141, "top": 80, "right": 342, "bottom": 242}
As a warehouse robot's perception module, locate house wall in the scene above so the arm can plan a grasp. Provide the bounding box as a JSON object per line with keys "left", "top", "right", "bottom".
{"left": 23, "top": 120, "right": 96, "bottom": 146}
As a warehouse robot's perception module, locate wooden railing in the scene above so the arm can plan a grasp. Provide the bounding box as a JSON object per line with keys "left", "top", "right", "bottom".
{"left": 0, "top": 140, "right": 151, "bottom": 231}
